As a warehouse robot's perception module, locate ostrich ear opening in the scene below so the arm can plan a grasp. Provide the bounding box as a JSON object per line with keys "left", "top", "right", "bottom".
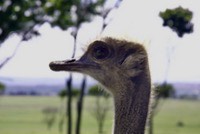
{"left": 121, "top": 53, "right": 147, "bottom": 70}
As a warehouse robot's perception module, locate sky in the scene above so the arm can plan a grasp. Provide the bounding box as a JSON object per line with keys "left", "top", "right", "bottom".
{"left": 0, "top": 0, "right": 200, "bottom": 83}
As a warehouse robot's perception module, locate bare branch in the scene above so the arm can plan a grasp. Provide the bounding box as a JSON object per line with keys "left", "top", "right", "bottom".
{"left": 0, "top": 40, "right": 22, "bottom": 69}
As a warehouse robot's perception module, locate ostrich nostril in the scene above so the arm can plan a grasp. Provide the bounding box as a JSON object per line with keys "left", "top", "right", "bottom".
{"left": 66, "top": 59, "right": 76, "bottom": 63}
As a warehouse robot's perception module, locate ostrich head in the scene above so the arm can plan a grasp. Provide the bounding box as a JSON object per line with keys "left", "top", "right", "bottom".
{"left": 50, "top": 37, "right": 151, "bottom": 134}
{"left": 49, "top": 37, "right": 150, "bottom": 95}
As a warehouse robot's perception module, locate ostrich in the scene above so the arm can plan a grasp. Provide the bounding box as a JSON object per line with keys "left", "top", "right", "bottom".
{"left": 49, "top": 37, "right": 151, "bottom": 134}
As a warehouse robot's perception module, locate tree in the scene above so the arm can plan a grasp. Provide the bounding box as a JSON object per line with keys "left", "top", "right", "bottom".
{"left": 1, "top": 0, "right": 108, "bottom": 42}
{"left": 156, "top": 83, "right": 174, "bottom": 98}
{"left": 0, "top": 1, "right": 121, "bottom": 133}
{"left": 147, "top": 6, "right": 194, "bottom": 134}
{"left": 42, "top": 106, "right": 58, "bottom": 130}
{"left": 88, "top": 85, "right": 111, "bottom": 134}
{"left": 0, "top": 0, "right": 107, "bottom": 66}
{"left": 159, "top": 7, "right": 193, "bottom": 84}
{"left": 148, "top": 83, "right": 174, "bottom": 134}
{"left": 58, "top": 87, "right": 80, "bottom": 134}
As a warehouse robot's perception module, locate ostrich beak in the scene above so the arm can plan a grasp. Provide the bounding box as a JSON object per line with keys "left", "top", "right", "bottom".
{"left": 49, "top": 58, "right": 99, "bottom": 72}
{"left": 49, "top": 59, "right": 78, "bottom": 71}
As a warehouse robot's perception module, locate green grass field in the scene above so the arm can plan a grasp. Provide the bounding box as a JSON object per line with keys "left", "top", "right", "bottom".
{"left": 0, "top": 96, "right": 200, "bottom": 134}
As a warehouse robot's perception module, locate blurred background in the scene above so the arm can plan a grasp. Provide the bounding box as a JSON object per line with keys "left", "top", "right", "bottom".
{"left": 0, "top": 0, "right": 200, "bottom": 134}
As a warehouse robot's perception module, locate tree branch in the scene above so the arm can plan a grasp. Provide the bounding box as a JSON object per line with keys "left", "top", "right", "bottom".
{"left": 0, "top": 40, "right": 22, "bottom": 69}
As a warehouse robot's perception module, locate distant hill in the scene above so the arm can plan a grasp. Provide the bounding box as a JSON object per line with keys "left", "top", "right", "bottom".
{"left": 1, "top": 77, "right": 199, "bottom": 98}
{"left": 172, "top": 82, "right": 200, "bottom": 99}
{"left": 0, "top": 77, "right": 66, "bottom": 86}
{"left": 4, "top": 84, "right": 65, "bottom": 96}
{"left": 0, "top": 76, "right": 97, "bottom": 95}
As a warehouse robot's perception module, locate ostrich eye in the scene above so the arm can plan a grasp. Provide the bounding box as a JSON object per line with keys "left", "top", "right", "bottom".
{"left": 92, "top": 41, "right": 110, "bottom": 60}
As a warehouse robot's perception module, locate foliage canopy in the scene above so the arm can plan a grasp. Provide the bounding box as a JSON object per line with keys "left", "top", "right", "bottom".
{"left": 0, "top": 0, "right": 106, "bottom": 44}
{"left": 156, "top": 83, "right": 174, "bottom": 98}
{"left": 159, "top": 6, "right": 193, "bottom": 37}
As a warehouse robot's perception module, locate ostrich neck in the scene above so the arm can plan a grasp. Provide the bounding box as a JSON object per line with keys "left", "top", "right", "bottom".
{"left": 113, "top": 72, "right": 151, "bottom": 134}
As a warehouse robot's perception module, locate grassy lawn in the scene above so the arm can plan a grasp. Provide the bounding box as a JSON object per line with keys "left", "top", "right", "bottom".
{"left": 0, "top": 96, "right": 200, "bottom": 134}
{"left": 154, "top": 99, "right": 200, "bottom": 134}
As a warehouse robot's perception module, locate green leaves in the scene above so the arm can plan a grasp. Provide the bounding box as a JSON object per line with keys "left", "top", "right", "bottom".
{"left": 159, "top": 6, "right": 193, "bottom": 37}
{"left": 0, "top": 0, "right": 44, "bottom": 43}
{"left": 0, "top": 0, "right": 106, "bottom": 44}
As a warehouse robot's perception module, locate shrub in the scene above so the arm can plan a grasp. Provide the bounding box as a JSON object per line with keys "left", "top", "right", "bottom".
{"left": 156, "top": 83, "right": 174, "bottom": 98}
{"left": 88, "top": 85, "right": 110, "bottom": 98}
{"left": 42, "top": 107, "right": 58, "bottom": 130}
{"left": 58, "top": 88, "right": 80, "bottom": 99}
{"left": 88, "top": 85, "right": 102, "bottom": 96}
{"left": 0, "top": 82, "right": 5, "bottom": 95}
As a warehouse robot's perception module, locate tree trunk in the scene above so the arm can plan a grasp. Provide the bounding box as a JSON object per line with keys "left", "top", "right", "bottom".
{"left": 75, "top": 75, "right": 87, "bottom": 134}
{"left": 66, "top": 27, "right": 77, "bottom": 134}
{"left": 66, "top": 74, "right": 72, "bottom": 134}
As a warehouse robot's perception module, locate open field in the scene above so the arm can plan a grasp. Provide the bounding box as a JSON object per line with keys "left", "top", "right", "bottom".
{"left": 0, "top": 96, "right": 200, "bottom": 134}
